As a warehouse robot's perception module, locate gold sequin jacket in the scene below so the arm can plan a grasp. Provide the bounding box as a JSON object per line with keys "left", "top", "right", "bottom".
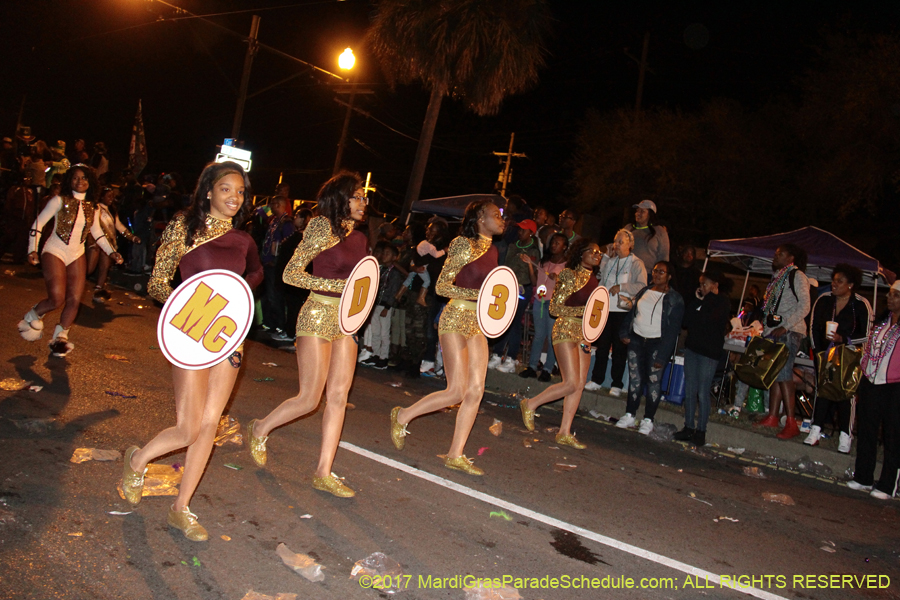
{"left": 550, "top": 267, "right": 592, "bottom": 318}
{"left": 148, "top": 213, "right": 234, "bottom": 302}
{"left": 282, "top": 215, "right": 355, "bottom": 293}
{"left": 435, "top": 235, "right": 493, "bottom": 301}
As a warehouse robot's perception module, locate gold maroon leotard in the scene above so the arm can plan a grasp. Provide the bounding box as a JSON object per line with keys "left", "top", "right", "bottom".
{"left": 550, "top": 266, "right": 598, "bottom": 344}
{"left": 436, "top": 234, "right": 498, "bottom": 339}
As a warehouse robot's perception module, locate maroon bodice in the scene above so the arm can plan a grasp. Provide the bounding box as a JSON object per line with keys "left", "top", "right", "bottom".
{"left": 178, "top": 229, "right": 263, "bottom": 290}
{"left": 566, "top": 273, "right": 598, "bottom": 307}
{"left": 454, "top": 244, "right": 499, "bottom": 291}
{"left": 312, "top": 229, "right": 368, "bottom": 297}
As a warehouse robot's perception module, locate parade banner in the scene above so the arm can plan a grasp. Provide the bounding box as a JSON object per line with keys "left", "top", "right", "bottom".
{"left": 339, "top": 256, "right": 380, "bottom": 336}
{"left": 157, "top": 269, "right": 254, "bottom": 370}
{"left": 582, "top": 286, "right": 611, "bottom": 343}
{"left": 477, "top": 266, "right": 519, "bottom": 339}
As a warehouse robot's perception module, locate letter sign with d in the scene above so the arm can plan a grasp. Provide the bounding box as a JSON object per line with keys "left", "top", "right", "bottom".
{"left": 477, "top": 266, "right": 519, "bottom": 338}
{"left": 339, "top": 256, "right": 380, "bottom": 335}
{"left": 582, "top": 286, "right": 611, "bottom": 343}
{"left": 158, "top": 269, "right": 254, "bottom": 369}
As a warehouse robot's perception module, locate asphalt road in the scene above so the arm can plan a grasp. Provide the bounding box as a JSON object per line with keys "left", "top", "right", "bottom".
{"left": 0, "top": 265, "right": 898, "bottom": 600}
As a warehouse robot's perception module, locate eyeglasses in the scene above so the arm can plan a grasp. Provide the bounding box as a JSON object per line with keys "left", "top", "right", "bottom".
{"left": 583, "top": 248, "right": 601, "bottom": 255}
{"left": 351, "top": 195, "right": 368, "bottom": 204}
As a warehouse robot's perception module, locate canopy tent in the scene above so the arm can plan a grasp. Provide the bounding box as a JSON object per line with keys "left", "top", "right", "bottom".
{"left": 409, "top": 194, "right": 506, "bottom": 220}
{"left": 705, "top": 226, "right": 894, "bottom": 313}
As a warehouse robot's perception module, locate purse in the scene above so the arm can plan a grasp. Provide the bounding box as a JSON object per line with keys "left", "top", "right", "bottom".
{"left": 734, "top": 336, "right": 788, "bottom": 390}
{"left": 816, "top": 344, "right": 862, "bottom": 401}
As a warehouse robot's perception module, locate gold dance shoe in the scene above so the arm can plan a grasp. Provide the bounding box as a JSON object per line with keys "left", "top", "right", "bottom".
{"left": 122, "top": 445, "right": 147, "bottom": 505}
{"left": 555, "top": 433, "right": 587, "bottom": 450}
{"left": 312, "top": 473, "right": 356, "bottom": 498}
{"left": 443, "top": 455, "right": 484, "bottom": 476}
{"left": 519, "top": 399, "right": 535, "bottom": 431}
{"left": 247, "top": 419, "right": 268, "bottom": 467}
{"left": 167, "top": 505, "right": 209, "bottom": 541}
{"left": 390, "top": 407, "right": 409, "bottom": 450}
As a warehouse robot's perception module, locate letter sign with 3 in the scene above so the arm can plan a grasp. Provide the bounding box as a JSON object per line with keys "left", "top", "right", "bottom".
{"left": 582, "top": 286, "right": 611, "bottom": 343}
{"left": 158, "top": 269, "right": 254, "bottom": 369}
{"left": 477, "top": 266, "right": 519, "bottom": 338}
{"left": 339, "top": 256, "right": 381, "bottom": 336}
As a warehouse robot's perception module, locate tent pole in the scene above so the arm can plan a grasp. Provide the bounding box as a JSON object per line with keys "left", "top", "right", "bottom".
{"left": 873, "top": 278, "right": 878, "bottom": 317}
{"left": 738, "top": 270, "right": 750, "bottom": 308}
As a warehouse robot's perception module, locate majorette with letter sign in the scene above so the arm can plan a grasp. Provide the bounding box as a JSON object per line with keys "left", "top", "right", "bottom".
{"left": 247, "top": 172, "right": 373, "bottom": 499}
{"left": 122, "top": 162, "right": 263, "bottom": 542}
{"left": 519, "top": 238, "right": 606, "bottom": 451}
{"left": 390, "top": 199, "right": 512, "bottom": 477}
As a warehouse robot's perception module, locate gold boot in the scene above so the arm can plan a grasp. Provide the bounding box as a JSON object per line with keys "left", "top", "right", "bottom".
{"left": 555, "top": 433, "right": 587, "bottom": 450}
{"left": 312, "top": 473, "right": 355, "bottom": 498}
{"left": 519, "top": 399, "right": 535, "bottom": 431}
{"left": 122, "top": 445, "right": 147, "bottom": 505}
{"left": 167, "top": 505, "right": 209, "bottom": 541}
{"left": 443, "top": 455, "right": 484, "bottom": 476}
{"left": 390, "top": 407, "right": 409, "bottom": 450}
{"left": 247, "top": 419, "right": 268, "bottom": 467}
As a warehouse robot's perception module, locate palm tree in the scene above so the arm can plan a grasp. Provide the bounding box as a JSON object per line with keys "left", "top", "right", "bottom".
{"left": 368, "top": 0, "right": 552, "bottom": 219}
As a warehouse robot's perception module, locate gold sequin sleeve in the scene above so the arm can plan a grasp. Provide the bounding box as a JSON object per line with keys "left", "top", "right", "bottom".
{"left": 550, "top": 267, "right": 588, "bottom": 318}
{"left": 435, "top": 236, "right": 481, "bottom": 301}
{"left": 282, "top": 216, "right": 345, "bottom": 293}
{"left": 148, "top": 215, "right": 189, "bottom": 303}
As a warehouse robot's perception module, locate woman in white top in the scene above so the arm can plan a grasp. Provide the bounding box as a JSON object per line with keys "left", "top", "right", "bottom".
{"left": 17, "top": 165, "right": 123, "bottom": 356}
{"left": 586, "top": 228, "right": 647, "bottom": 395}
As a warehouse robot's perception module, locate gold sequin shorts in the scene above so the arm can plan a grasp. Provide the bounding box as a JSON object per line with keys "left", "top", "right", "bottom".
{"left": 438, "top": 299, "right": 483, "bottom": 339}
{"left": 552, "top": 316, "right": 585, "bottom": 345}
{"left": 295, "top": 293, "right": 345, "bottom": 342}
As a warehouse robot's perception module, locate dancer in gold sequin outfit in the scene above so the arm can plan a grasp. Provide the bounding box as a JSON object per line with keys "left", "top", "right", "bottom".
{"left": 520, "top": 238, "right": 602, "bottom": 449}
{"left": 390, "top": 200, "right": 505, "bottom": 476}
{"left": 247, "top": 172, "right": 369, "bottom": 498}
{"left": 121, "top": 162, "right": 263, "bottom": 541}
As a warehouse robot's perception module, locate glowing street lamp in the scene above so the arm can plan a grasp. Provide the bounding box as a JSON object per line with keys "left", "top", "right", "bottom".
{"left": 334, "top": 48, "right": 358, "bottom": 173}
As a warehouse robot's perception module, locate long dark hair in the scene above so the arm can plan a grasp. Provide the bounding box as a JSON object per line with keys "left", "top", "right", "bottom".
{"left": 315, "top": 170, "right": 362, "bottom": 241}
{"left": 462, "top": 199, "right": 495, "bottom": 239}
{"left": 60, "top": 164, "right": 100, "bottom": 204}
{"left": 185, "top": 161, "right": 252, "bottom": 247}
{"left": 566, "top": 237, "right": 596, "bottom": 269}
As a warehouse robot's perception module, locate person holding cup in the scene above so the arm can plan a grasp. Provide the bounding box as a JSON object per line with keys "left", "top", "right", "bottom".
{"left": 585, "top": 229, "right": 647, "bottom": 395}
{"left": 805, "top": 264, "right": 872, "bottom": 451}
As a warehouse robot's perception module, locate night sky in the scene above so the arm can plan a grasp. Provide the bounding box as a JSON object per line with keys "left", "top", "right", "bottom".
{"left": 2, "top": 1, "right": 897, "bottom": 215}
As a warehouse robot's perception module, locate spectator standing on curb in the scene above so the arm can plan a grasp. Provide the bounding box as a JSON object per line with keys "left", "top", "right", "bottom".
{"left": 361, "top": 242, "right": 404, "bottom": 369}
{"left": 520, "top": 232, "right": 568, "bottom": 381}
{"left": 625, "top": 200, "right": 669, "bottom": 269}
{"left": 260, "top": 196, "right": 295, "bottom": 340}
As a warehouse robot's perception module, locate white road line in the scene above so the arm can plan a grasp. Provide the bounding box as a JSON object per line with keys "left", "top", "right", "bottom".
{"left": 340, "top": 441, "right": 788, "bottom": 600}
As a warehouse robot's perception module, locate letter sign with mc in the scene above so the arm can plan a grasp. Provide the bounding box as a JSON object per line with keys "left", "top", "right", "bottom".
{"left": 477, "top": 266, "right": 519, "bottom": 338}
{"left": 158, "top": 269, "right": 254, "bottom": 369}
{"left": 339, "top": 256, "right": 380, "bottom": 335}
{"left": 582, "top": 286, "right": 611, "bottom": 343}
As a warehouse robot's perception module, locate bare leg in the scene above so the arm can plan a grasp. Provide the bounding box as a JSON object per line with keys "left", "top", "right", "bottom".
{"left": 781, "top": 381, "right": 796, "bottom": 419}
{"left": 96, "top": 251, "right": 111, "bottom": 288}
{"left": 315, "top": 335, "right": 358, "bottom": 477}
{"left": 559, "top": 345, "right": 592, "bottom": 437}
{"left": 59, "top": 256, "right": 86, "bottom": 330}
{"left": 85, "top": 246, "right": 99, "bottom": 276}
{"left": 33, "top": 254, "right": 67, "bottom": 316}
{"left": 767, "top": 383, "right": 783, "bottom": 420}
{"left": 447, "top": 334, "right": 489, "bottom": 458}
{"left": 254, "top": 336, "right": 331, "bottom": 437}
{"left": 526, "top": 342, "right": 579, "bottom": 412}
{"left": 398, "top": 333, "right": 469, "bottom": 425}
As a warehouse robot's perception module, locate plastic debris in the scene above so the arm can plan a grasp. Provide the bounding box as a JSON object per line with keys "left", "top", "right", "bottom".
{"left": 107, "top": 511, "right": 132, "bottom": 516}
{"left": 68, "top": 532, "right": 83, "bottom": 537}
{"left": 276, "top": 543, "right": 325, "bottom": 582}
{"left": 300, "top": 514, "right": 312, "bottom": 519}
{"left": 820, "top": 546, "right": 836, "bottom": 553}
{"left": 28, "top": 386, "right": 42, "bottom": 392}
{"left": 214, "top": 415, "right": 243, "bottom": 446}
{"left": 240, "top": 592, "right": 298, "bottom": 600}
{"left": 554, "top": 463, "right": 577, "bottom": 471}
{"left": 489, "top": 419, "right": 503, "bottom": 436}
{"left": 688, "top": 492, "right": 713, "bottom": 506}
{"left": 224, "top": 463, "right": 242, "bottom": 470}
{"left": 350, "top": 552, "right": 404, "bottom": 592}
{"left": 253, "top": 377, "right": 275, "bottom": 382}
{"left": 648, "top": 422, "right": 677, "bottom": 442}
{"left": 403, "top": 391, "right": 412, "bottom": 396}
{"left": 464, "top": 582, "right": 522, "bottom": 600}
{"left": 762, "top": 492, "right": 796, "bottom": 506}
{"left": 522, "top": 439, "right": 533, "bottom": 449}
{"left": 387, "top": 382, "right": 403, "bottom": 387}
{"left": 221, "top": 535, "right": 231, "bottom": 541}
{"left": 490, "top": 510, "right": 512, "bottom": 521}
{"left": 105, "top": 391, "right": 138, "bottom": 398}
{"left": 714, "top": 516, "right": 739, "bottom": 523}
{"left": 0, "top": 378, "right": 30, "bottom": 391}
{"left": 105, "top": 354, "right": 130, "bottom": 362}
{"left": 743, "top": 466, "right": 767, "bottom": 479}
{"left": 728, "top": 447, "right": 746, "bottom": 455}
{"left": 116, "top": 463, "right": 183, "bottom": 499}
{"left": 10, "top": 417, "right": 56, "bottom": 433}
{"left": 544, "top": 426, "right": 559, "bottom": 434}
{"left": 262, "top": 362, "right": 279, "bottom": 367}
{"left": 70, "top": 448, "right": 121, "bottom": 463}
{"left": 796, "top": 456, "right": 833, "bottom": 478}
{"left": 477, "top": 447, "right": 489, "bottom": 456}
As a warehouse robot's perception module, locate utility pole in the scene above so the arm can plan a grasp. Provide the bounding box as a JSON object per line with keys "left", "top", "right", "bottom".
{"left": 332, "top": 82, "right": 374, "bottom": 174}
{"left": 634, "top": 31, "right": 650, "bottom": 121}
{"left": 231, "top": 15, "right": 261, "bottom": 140}
{"left": 492, "top": 132, "right": 527, "bottom": 197}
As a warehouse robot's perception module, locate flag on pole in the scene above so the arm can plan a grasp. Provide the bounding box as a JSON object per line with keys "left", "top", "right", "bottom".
{"left": 127, "top": 99, "right": 148, "bottom": 175}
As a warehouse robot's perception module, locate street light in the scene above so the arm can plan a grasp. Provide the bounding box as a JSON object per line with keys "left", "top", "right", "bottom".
{"left": 333, "top": 48, "right": 357, "bottom": 174}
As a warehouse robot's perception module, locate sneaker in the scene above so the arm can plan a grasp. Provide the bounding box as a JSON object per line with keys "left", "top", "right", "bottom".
{"left": 361, "top": 356, "right": 379, "bottom": 367}
{"left": 357, "top": 349, "right": 373, "bottom": 363}
{"left": 538, "top": 370, "right": 552, "bottom": 382}
{"left": 271, "top": 330, "right": 294, "bottom": 342}
{"left": 518, "top": 367, "right": 537, "bottom": 379}
{"left": 803, "top": 425, "right": 822, "bottom": 446}
{"left": 846, "top": 480, "right": 873, "bottom": 492}
{"left": 638, "top": 418, "right": 654, "bottom": 435}
{"left": 838, "top": 432, "right": 852, "bottom": 454}
{"left": 776, "top": 418, "right": 800, "bottom": 440}
{"left": 487, "top": 354, "right": 502, "bottom": 369}
{"left": 692, "top": 429, "right": 706, "bottom": 446}
{"left": 871, "top": 489, "right": 893, "bottom": 500}
{"left": 419, "top": 360, "right": 435, "bottom": 373}
{"left": 372, "top": 357, "right": 388, "bottom": 370}
{"left": 92, "top": 288, "right": 111, "bottom": 303}
{"left": 615, "top": 413, "right": 635, "bottom": 429}
{"left": 583, "top": 381, "right": 601, "bottom": 391}
{"left": 609, "top": 387, "right": 624, "bottom": 397}
{"left": 496, "top": 358, "right": 517, "bottom": 374}
{"left": 673, "top": 427, "right": 695, "bottom": 441}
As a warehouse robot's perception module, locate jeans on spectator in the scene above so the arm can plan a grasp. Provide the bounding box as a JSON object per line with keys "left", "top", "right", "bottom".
{"left": 590, "top": 311, "right": 628, "bottom": 387}
{"left": 370, "top": 307, "right": 392, "bottom": 359}
{"left": 129, "top": 239, "right": 147, "bottom": 273}
{"left": 683, "top": 349, "right": 718, "bottom": 431}
{"left": 625, "top": 334, "right": 665, "bottom": 420}
{"left": 261, "top": 264, "right": 286, "bottom": 331}
{"left": 529, "top": 299, "right": 556, "bottom": 373}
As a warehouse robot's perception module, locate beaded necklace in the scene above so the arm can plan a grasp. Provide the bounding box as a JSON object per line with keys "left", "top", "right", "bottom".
{"left": 862, "top": 314, "right": 900, "bottom": 374}
{"left": 763, "top": 263, "right": 794, "bottom": 315}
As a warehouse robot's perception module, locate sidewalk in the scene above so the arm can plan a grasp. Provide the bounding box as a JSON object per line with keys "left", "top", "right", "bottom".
{"left": 484, "top": 368, "right": 870, "bottom": 482}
